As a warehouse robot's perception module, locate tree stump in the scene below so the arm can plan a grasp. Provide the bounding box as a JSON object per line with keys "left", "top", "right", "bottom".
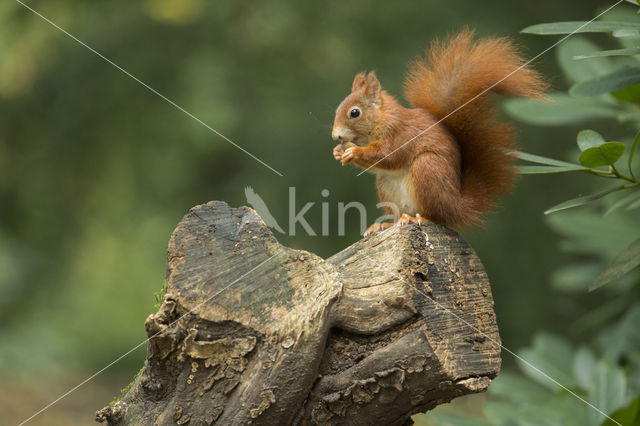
{"left": 96, "top": 201, "right": 501, "bottom": 425}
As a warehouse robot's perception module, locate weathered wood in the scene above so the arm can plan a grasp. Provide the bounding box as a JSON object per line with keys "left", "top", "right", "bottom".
{"left": 96, "top": 201, "right": 501, "bottom": 425}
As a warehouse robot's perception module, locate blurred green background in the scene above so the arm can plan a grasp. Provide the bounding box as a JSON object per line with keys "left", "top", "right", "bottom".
{"left": 0, "top": 0, "right": 631, "bottom": 424}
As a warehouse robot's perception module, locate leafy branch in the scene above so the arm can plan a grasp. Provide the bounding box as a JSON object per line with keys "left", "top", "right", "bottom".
{"left": 507, "top": 5, "right": 640, "bottom": 297}
{"left": 514, "top": 129, "right": 640, "bottom": 214}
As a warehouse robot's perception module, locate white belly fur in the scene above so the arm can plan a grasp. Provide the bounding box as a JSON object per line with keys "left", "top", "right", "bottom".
{"left": 377, "top": 169, "right": 417, "bottom": 215}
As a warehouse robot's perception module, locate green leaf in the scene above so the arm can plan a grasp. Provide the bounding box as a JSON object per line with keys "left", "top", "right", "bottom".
{"left": 551, "top": 263, "right": 602, "bottom": 293}
{"left": 486, "top": 397, "right": 588, "bottom": 426}
{"left": 589, "top": 361, "right": 626, "bottom": 426}
{"left": 522, "top": 21, "right": 640, "bottom": 35}
{"left": 420, "top": 412, "right": 492, "bottom": 426}
{"left": 577, "top": 129, "right": 606, "bottom": 151}
{"left": 574, "top": 47, "right": 640, "bottom": 59}
{"left": 605, "top": 190, "right": 640, "bottom": 215}
{"left": 517, "top": 332, "right": 577, "bottom": 390}
{"left": 629, "top": 130, "right": 640, "bottom": 177}
{"left": 598, "top": 305, "right": 640, "bottom": 362}
{"left": 627, "top": 197, "right": 640, "bottom": 211}
{"left": 514, "top": 151, "right": 584, "bottom": 168}
{"left": 558, "top": 38, "right": 616, "bottom": 84}
{"left": 545, "top": 185, "right": 627, "bottom": 214}
{"left": 613, "top": 29, "right": 640, "bottom": 38}
{"left": 599, "top": 8, "right": 640, "bottom": 48}
{"left": 572, "top": 297, "right": 631, "bottom": 334}
{"left": 503, "top": 95, "right": 620, "bottom": 125}
{"left": 612, "top": 82, "right": 640, "bottom": 104}
{"left": 578, "top": 142, "right": 626, "bottom": 167}
{"left": 518, "top": 165, "right": 589, "bottom": 174}
{"left": 573, "top": 347, "right": 596, "bottom": 391}
{"left": 570, "top": 65, "right": 640, "bottom": 97}
{"left": 546, "top": 210, "right": 640, "bottom": 257}
{"left": 591, "top": 237, "right": 640, "bottom": 290}
{"left": 618, "top": 111, "right": 640, "bottom": 122}
{"left": 487, "top": 371, "right": 589, "bottom": 426}
{"left": 601, "top": 396, "right": 640, "bottom": 426}
{"left": 489, "top": 371, "right": 552, "bottom": 403}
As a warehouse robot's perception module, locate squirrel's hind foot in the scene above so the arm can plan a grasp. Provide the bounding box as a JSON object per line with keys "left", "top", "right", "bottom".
{"left": 397, "top": 213, "right": 426, "bottom": 226}
{"left": 363, "top": 222, "right": 394, "bottom": 237}
{"left": 363, "top": 214, "right": 427, "bottom": 237}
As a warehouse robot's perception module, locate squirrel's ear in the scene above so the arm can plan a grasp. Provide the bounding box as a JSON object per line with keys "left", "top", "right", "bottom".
{"left": 351, "top": 72, "right": 366, "bottom": 92}
{"left": 364, "top": 72, "right": 381, "bottom": 104}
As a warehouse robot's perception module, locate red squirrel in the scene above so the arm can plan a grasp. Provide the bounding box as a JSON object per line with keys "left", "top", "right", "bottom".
{"left": 331, "top": 30, "right": 546, "bottom": 236}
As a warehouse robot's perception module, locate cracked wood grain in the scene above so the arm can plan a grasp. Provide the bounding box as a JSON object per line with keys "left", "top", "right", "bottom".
{"left": 96, "top": 201, "right": 500, "bottom": 425}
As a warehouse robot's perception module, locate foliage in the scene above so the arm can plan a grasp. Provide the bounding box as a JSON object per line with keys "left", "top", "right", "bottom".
{"left": 153, "top": 281, "right": 168, "bottom": 310}
{"left": 427, "top": 3, "right": 640, "bottom": 426}
{"left": 511, "top": 5, "right": 640, "bottom": 292}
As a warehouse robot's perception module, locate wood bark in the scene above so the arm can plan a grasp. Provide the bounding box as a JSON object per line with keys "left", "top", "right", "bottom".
{"left": 96, "top": 201, "right": 501, "bottom": 425}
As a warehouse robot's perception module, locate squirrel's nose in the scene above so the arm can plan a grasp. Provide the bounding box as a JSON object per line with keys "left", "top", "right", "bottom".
{"left": 331, "top": 129, "right": 343, "bottom": 141}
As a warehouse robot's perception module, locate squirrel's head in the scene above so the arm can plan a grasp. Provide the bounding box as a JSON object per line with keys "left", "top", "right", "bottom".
{"left": 332, "top": 72, "right": 383, "bottom": 146}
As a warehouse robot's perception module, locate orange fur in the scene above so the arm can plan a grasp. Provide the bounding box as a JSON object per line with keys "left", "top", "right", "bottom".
{"left": 332, "top": 30, "right": 547, "bottom": 229}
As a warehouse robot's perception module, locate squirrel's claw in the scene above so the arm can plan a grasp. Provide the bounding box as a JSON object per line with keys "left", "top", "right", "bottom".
{"left": 363, "top": 222, "right": 394, "bottom": 237}
{"left": 332, "top": 144, "right": 344, "bottom": 161}
{"left": 364, "top": 215, "right": 426, "bottom": 237}
{"left": 340, "top": 147, "right": 358, "bottom": 165}
{"left": 396, "top": 213, "right": 426, "bottom": 226}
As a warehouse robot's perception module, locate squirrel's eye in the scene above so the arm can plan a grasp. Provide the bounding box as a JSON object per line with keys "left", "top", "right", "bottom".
{"left": 350, "top": 108, "right": 361, "bottom": 119}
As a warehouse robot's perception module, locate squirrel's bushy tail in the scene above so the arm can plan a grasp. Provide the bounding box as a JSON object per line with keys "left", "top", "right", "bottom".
{"left": 404, "top": 29, "right": 546, "bottom": 226}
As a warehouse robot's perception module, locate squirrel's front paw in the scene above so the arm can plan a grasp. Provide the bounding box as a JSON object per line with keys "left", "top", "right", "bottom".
{"left": 340, "top": 147, "right": 360, "bottom": 165}
{"left": 333, "top": 144, "right": 344, "bottom": 161}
